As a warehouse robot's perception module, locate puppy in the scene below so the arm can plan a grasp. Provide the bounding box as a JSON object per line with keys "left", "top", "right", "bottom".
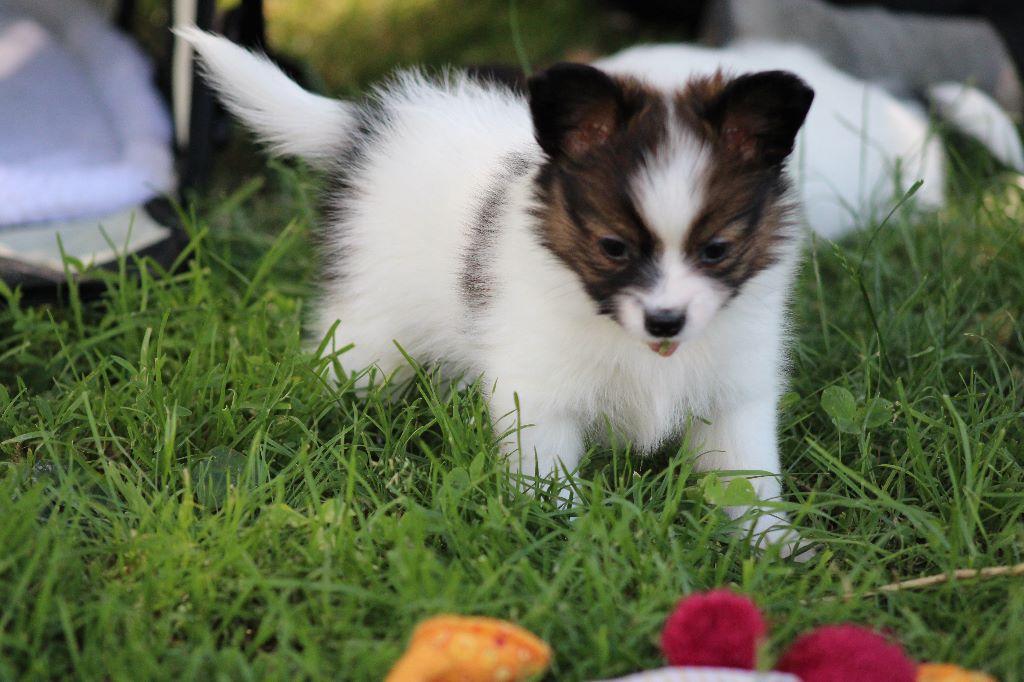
{"left": 179, "top": 29, "right": 814, "bottom": 552}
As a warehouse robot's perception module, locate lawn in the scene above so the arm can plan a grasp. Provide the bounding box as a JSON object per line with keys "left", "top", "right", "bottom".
{"left": 2, "top": 2, "right": 1023, "bottom": 680}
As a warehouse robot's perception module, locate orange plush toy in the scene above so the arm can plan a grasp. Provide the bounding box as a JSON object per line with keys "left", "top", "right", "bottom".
{"left": 384, "top": 615, "right": 551, "bottom": 682}
{"left": 917, "top": 664, "right": 996, "bottom": 682}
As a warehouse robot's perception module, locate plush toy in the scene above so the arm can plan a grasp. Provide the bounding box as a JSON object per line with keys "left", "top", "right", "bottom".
{"left": 661, "top": 590, "right": 766, "bottom": 670}
{"left": 596, "top": 589, "right": 915, "bottom": 681}
{"left": 385, "top": 592, "right": 996, "bottom": 682}
{"left": 916, "top": 664, "right": 997, "bottom": 682}
{"left": 384, "top": 615, "right": 551, "bottom": 682}
{"left": 598, "top": 590, "right": 996, "bottom": 682}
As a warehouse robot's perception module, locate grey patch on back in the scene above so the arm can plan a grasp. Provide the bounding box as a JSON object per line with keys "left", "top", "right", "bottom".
{"left": 318, "top": 101, "right": 394, "bottom": 286}
{"left": 459, "top": 151, "right": 532, "bottom": 313}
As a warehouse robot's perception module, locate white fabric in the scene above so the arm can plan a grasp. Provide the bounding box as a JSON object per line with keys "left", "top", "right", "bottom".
{"left": 0, "top": 207, "right": 171, "bottom": 271}
{"left": 0, "top": 0, "right": 175, "bottom": 227}
{"left": 594, "top": 667, "right": 801, "bottom": 682}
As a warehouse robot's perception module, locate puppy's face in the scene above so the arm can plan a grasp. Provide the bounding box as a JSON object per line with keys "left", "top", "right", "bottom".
{"left": 529, "top": 65, "right": 813, "bottom": 355}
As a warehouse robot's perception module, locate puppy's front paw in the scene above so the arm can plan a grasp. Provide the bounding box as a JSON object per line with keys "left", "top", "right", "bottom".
{"left": 750, "top": 514, "right": 818, "bottom": 562}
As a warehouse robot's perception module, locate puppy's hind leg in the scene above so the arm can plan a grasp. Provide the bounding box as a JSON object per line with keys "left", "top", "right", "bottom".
{"left": 312, "top": 313, "right": 414, "bottom": 392}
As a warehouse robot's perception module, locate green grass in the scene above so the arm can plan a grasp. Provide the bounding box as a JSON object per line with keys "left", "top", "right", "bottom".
{"left": 3, "top": 4, "right": 1024, "bottom": 680}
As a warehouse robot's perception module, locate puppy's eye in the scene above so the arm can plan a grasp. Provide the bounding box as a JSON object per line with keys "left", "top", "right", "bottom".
{"left": 700, "top": 239, "right": 730, "bottom": 265}
{"left": 598, "top": 236, "right": 629, "bottom": 261}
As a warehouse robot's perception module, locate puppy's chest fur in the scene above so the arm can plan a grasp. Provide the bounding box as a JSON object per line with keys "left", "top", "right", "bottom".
{"left": 459, "top": 163, "right": 771, "bottom": 449}
{"left": 468, "top": 218, "right": 789, "bottom": 453}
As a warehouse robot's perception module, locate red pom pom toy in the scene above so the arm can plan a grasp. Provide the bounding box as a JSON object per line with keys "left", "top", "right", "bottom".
{"left": 661, "top": 589, "right": 766, "bottom": 670}
{"left": 776, "top": 625, "right": 917, "bottom": 682}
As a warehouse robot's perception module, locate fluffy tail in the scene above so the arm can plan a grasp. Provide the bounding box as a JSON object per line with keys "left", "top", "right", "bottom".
{"left": 927, "top": 82, "right": 1024, "bottom": 172}
{"left": 174, "top": 27, "right": 354, "bottom": 168}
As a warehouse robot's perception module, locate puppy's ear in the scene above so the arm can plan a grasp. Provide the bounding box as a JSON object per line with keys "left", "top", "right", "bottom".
{"left": 528, "top": 63, "right": 629, "bottom": 161}
{"left": 706, "top": 71, "right": 814, "bottom": 166}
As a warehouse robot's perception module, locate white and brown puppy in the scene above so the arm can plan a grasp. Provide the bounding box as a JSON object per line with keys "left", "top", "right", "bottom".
{"left": 179, "top": 28, "right": 813, "bottom": 552}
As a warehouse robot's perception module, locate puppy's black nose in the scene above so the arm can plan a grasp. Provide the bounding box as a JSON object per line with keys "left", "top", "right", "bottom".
{"left": 644, "top": 309, "right": 686, "bottom": 338}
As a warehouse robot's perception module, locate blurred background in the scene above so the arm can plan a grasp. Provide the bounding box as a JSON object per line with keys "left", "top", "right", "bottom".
{"left": 142, "top": 0, "right": 1024, "bottom": 100}
{"left": 137, "top": 0, "right": 694, "bottom": 94}
{"left": 2, "top": 0, "right": 1021, "bottom": 295}
{"left": 143, "top": 0, "right": 1023, "bottom": 186}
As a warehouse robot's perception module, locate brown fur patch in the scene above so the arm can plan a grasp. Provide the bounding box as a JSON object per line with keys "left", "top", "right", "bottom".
{"left": 675, "top": 74, "right": 800, "bottom": 291}
{"left": 532, "top": 77, "right": 668, "bottom": 313}
{"left": 683, "top": 167, "right": 795, "bottom": 292}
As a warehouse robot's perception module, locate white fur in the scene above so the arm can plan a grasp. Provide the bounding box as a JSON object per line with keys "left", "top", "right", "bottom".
{"left": 630, "top": 118, "right": 710, "bottom": 249}
{"left": 182, "top": 29, "right": 816, "bottom": 553}
{"left": 173, "top": 27, "right": 354, "bottom": 167}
